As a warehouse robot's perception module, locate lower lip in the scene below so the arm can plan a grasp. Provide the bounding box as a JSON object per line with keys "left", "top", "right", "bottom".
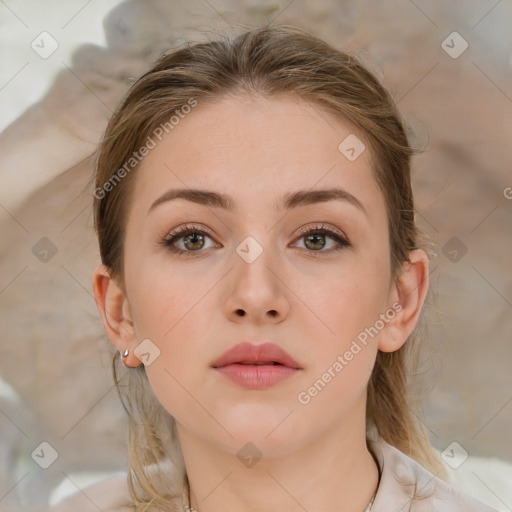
{"left": 213, "top": 363, "right": 299, "bottom": 390}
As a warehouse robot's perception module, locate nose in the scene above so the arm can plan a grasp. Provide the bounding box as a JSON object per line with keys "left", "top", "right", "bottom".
{"left": 222, "top": 241, "right": 291, "bottom": 325}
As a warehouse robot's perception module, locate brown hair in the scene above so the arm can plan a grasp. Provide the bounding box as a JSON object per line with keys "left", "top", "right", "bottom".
{"left": 92, "top": 24, "right": 444, "bottom": 511}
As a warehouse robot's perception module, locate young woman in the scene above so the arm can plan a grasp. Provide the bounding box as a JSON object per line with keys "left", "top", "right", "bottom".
{"left": 56, "top": 24, "right": 498, "bottom": 512}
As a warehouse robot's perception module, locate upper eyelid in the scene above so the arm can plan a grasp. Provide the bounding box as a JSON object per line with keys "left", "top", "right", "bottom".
{"left": 165, "top": 223, "right": 214, "bottom": 239}
{"left": 297, "top": 223, "right": 348, "bottom": 240}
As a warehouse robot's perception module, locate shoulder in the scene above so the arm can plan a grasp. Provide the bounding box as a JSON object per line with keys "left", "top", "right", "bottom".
{"left": 47, "top": 473, "right": 135, "bottom": 512}
{"left": 368, "top": 433, "right": 500, "bottom": 512}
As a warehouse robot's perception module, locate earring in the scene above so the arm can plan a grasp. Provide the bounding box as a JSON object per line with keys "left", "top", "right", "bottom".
{"left": 121, "top": 349, "right": 130, "bottom": 367}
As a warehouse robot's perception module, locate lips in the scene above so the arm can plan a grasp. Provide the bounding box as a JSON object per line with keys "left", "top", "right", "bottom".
{"left": 211, "top": 342, "right": 302, "bottom": 390}
{"left": 211, "top": 342, "right": 302, "bottom": 369}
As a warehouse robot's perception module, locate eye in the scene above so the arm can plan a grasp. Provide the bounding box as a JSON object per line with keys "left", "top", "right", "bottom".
{"left": 160, "top": 224, "right": 219, "bottom": 256}
{"left": 292, "top": 224, "right": 351, "bottom": 253}
{"left": 159, "top": 222, "right": 351, "bottom": 256}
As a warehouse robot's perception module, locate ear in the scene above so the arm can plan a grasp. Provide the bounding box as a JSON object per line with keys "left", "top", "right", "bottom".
{"left": 379, "top": 249, "right": 429, "bottom": 353}
{"left": 92, "top": 263, "right": 141, "bottom": 367}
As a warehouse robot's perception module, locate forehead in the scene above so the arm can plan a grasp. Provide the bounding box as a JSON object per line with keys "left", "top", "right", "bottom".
{"left": 131, "top": 94, "right": 384, "bottom": 218}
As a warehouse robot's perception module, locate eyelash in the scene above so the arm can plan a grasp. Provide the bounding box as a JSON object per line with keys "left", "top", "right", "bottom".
{"left": 160, "top": 223, "right": 351, "bottom": 256}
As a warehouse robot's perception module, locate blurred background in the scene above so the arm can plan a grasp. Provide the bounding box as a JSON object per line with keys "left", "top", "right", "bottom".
{"left": 0, "top": 0, "right": 511, "bottom": 510}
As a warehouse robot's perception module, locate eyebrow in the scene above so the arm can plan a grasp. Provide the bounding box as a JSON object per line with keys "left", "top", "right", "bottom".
{"left": 148, "top": 187, "right": 368, "bottom": 216}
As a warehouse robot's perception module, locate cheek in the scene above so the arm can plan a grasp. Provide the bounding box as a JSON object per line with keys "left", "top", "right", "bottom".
{"left": 138, "top": 321, "right": 209, "bottom": 425}
{"left": 127, "top": 260, "right": 210, "bottom": 339}
{"left": 296, "top": 347, "right": 376, "bottom": 425}
{"left": 294, "top": 253, "right": 391, "bottom": 346}
{"left": 126, "top": 267, "right": 216, "bottom": 419}
{"left": 291, "top": 282, "right": 380, "bottom": 433}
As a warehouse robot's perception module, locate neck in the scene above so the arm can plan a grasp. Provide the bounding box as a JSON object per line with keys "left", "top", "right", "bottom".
{"left": 176, "top": 406, "right": 379, "bottom": 512}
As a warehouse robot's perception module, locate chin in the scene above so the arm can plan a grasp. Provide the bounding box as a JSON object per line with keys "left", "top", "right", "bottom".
{"left": 213, "top": 412, "right": 305, "bottom": 453}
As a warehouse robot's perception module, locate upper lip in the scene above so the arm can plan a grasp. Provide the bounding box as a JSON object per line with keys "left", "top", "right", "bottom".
{"left": 211, "top": 342, "right": 302, "bottom": 369}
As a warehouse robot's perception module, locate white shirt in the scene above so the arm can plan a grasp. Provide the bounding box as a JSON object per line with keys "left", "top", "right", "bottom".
{"left": 366, "top": 430, "right": 499, "bottom": 511}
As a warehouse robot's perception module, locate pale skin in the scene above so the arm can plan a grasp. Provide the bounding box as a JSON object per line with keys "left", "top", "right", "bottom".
{"left": 92, "top": 94, "right": 429, "bottom": 512}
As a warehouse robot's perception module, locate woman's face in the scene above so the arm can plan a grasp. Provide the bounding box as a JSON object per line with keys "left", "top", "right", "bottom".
{"left": 120, "top": 94, "right": 398, "bottom": 454}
